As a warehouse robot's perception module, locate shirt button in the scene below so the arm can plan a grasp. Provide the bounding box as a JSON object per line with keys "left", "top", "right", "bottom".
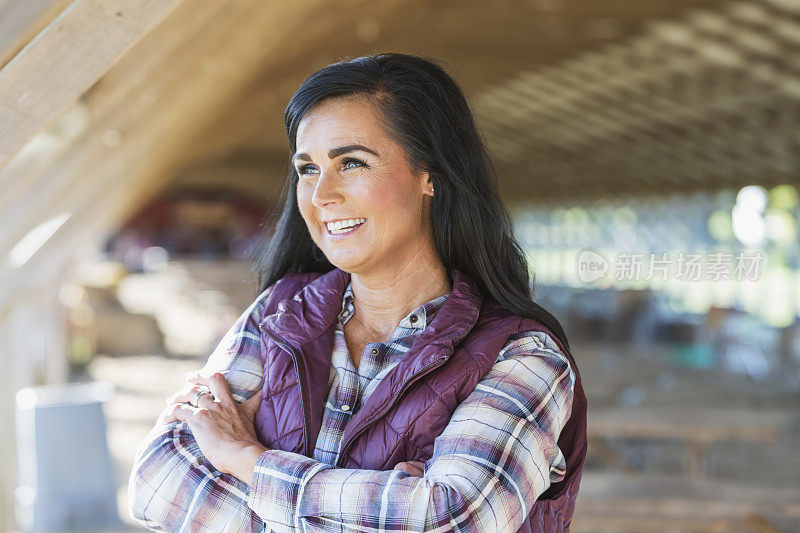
{"left": 409, "top": 314, "right": 418, "bottom": 323}
{"left": 371, "top": 347, "right": 379, "bottom": 355}
{"left": 341, "top": 404, "right": 350, "bottom": 411}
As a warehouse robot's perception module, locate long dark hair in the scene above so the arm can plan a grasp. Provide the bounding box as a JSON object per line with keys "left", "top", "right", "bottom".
{"left": 253, "top": 52, "right": 570, "bottom": 351}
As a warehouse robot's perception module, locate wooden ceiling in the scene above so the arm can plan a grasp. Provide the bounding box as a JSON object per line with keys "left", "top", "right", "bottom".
{"left": 179, "top": 0, "right": 771, "bottom": 205}
{"left": 477, "top": 0, "right": 800, "bottom": 202}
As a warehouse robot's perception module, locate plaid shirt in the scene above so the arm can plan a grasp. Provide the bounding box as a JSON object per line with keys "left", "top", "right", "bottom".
{"left": 129, "top": 281, "right": 575, "bottom": 532}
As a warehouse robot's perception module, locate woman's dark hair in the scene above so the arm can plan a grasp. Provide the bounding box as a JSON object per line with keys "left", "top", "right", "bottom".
{"left": 253, "top": 52, "right": 570, "bottom": 350}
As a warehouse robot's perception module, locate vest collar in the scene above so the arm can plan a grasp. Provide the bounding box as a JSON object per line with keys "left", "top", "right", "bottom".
{"left": 259, "top": 267, "right": 482, "bottom": 355}
{"left": 258, "top": 267, "right": 351, "bottom": 347}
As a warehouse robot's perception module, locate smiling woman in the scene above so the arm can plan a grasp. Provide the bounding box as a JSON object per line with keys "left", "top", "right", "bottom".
{"left": 128, "top": 53, "right": 587, "bottom": 533}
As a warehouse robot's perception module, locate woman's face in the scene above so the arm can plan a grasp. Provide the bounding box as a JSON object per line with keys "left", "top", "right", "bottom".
{"left": 294, "top": 96, "right": 434, "bottom": 275}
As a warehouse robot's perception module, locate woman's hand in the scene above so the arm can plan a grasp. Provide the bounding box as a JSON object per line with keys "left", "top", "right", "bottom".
{"left": 158, "top": 372, "right": 266, "bottom": 480}
{"left": 393, "top": 460, "right": 425, "bottom": 477}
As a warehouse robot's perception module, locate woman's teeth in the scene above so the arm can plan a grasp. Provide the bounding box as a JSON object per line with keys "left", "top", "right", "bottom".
{"left": 326, "top": 218, "right": 366, "bottom": 234}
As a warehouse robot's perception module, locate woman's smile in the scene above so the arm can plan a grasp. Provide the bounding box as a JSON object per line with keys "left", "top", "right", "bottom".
{"left": 325, "top": 218, "right": 367, "bottom": 239}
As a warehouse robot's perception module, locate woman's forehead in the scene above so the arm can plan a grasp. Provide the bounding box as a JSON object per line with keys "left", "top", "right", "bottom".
{"left": 296, "top": 100, "right": 393, "bottom": 154}
{"left": 300, "top": 99, "right": 380, "bottom": 133}
{"left": 295, "top": 132, "right": 383, "bottom": 158}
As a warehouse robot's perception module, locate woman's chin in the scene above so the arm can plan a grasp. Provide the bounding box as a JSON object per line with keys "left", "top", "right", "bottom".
{"left": 327, "top": 250, "right": 376, "bottom": 273}
{"left": 324, "top": 252, "right": 367, "bottom": 272}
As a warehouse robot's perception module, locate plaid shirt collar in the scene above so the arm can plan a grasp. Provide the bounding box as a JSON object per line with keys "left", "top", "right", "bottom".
{"left": 338, "top": 281, "right": 449, "bottom": 331}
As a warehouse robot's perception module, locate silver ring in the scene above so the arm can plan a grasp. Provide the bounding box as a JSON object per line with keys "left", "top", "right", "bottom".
{"left": 192, "top": 388, "right": 214, "bottom": 407}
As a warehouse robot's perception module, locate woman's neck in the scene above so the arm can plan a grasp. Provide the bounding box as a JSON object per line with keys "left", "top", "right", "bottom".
{"left": 348, "top": 256, "right": 452, "bottom": 338}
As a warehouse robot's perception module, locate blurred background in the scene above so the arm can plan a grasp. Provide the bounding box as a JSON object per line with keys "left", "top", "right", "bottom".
{"left": 1, "top": 0, "right": 799, "bottom": 531}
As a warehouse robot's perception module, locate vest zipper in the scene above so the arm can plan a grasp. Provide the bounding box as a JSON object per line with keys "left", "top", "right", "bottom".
{"left": 261, "top": 329, "right": 312, "bottom": 456}
{"left": 336, "top": 354, "right": 449, "bottom": 468}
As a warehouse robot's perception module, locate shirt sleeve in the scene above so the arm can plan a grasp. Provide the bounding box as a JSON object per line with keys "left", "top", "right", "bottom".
{"left": 247, "top": 330, "right": 576, "bottom": 533}
{"left": 127, "top": 286, "right": 273, "bottom": 532}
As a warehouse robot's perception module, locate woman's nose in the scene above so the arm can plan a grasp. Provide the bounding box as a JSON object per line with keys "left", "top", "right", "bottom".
{"left": 311, "top": 169, "right": 344, "bottom": 208}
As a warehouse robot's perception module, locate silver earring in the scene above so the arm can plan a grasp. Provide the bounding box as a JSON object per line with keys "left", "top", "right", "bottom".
{"left": 430, "top": 187, "right": 435, "bottom": 195}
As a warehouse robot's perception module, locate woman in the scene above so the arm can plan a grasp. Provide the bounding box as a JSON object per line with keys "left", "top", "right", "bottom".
{"left": 129, "top": 52, "right": 587, "bottom": 532}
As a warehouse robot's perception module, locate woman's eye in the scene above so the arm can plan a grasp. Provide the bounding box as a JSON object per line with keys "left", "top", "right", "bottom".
{"left": 342, "top": 157, "right": 368, "bottom": 170}
{"left": 297, "top": 164, "right": 319, "bottom": 176}
{"left": 296, "top": 158, "right": 367, "bottom": 176}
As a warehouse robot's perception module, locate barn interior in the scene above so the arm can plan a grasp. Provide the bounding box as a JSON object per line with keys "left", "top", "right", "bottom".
{"left": 2, "top": 0, "right": 799, "bottom": 531}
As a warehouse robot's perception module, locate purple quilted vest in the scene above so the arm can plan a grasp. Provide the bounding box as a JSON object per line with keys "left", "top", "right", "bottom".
{"left": 256, "top": 267, "right": 587, "bottom": 532}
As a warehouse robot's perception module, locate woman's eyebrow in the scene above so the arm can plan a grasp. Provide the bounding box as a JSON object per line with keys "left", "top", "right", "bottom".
{"left": 293, "top": 144, "right": 380, "bottom": 162}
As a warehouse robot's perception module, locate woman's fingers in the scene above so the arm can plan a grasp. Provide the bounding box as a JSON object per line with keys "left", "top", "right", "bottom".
{"left": 156, "top": 402, "right": 200, "bottom": 426}
{"left": 393, "top": 460, "right": 425, "bottom": 477}
{"left": 208, "top": 373, "right": 234, "bottom": 405}
{"left": 188, "top": 372, "right": 234, "bottom": 406}
{"left": 165, "top": 383, "right": 215, "bottom": 408}
{"left": 240, "top": 390, "right": 262, "bottom": 417}
{"left": 156, "top": 405, "right": 176, "bottom": 426}
{"left": 170, "top": 403, "right": 201, "bottom": 423}
{"left": 408, "top": 460, "right": 425, "bottom": 474}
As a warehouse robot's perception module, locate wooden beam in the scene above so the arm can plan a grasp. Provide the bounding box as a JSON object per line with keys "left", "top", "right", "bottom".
{"left": 0, "top": 0, "right": 72, "bottom": 69}
{"left": 0, "top": 0, "right": 184, "bottom": 172}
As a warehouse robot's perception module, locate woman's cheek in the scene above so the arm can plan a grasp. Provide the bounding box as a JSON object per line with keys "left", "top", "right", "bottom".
{"left": 296, "top": 187, "right": 315, "bottom": 223}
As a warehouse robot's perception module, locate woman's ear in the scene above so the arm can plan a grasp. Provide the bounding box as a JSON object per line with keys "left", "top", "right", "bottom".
{"left": 421, "top": 171, "right": 434, "bottom": 197}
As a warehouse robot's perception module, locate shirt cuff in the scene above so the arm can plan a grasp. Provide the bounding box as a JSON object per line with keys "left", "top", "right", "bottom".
{"left": 247, "top": 449, "right": 332, "bottom": 530}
